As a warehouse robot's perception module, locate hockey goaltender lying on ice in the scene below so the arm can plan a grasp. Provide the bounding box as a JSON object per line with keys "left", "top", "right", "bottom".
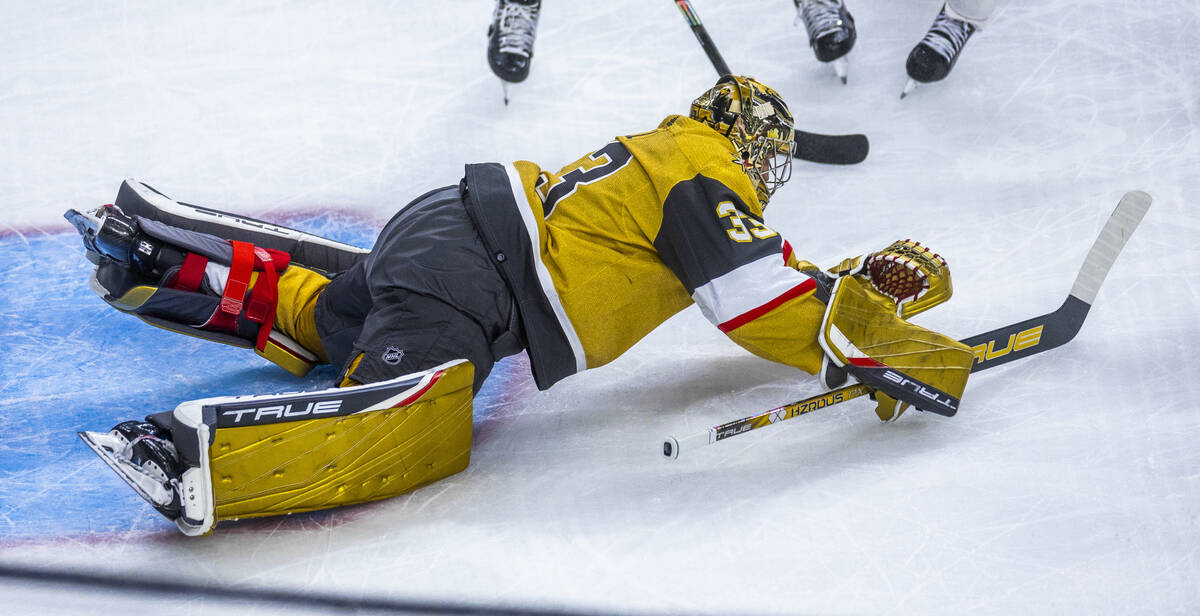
{"left": 66, "top": 75, "right": 1149, "bottom": 536}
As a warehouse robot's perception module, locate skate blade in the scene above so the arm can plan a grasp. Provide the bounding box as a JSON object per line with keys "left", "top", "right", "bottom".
{"left": 500, "top": 80, "right": 511, "bottom": 106}
{"left": 78, "top": 430, "right": 174, "bottom": 509}
{"left": 63, "top": 208, "right": 102, "bottom": 239}
{"left": 833, "top": 57, "right": 848, "bottom": 84}
{"left": 63, "top": 208, "right": 108, "bottom": 262}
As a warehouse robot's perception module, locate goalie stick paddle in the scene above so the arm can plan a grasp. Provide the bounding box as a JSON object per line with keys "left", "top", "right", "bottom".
{"left": 663, "top": 190, "right": 1153, "bottom": 460}
{"left": 672, "top": 0, "right": 869, "bottom": 166}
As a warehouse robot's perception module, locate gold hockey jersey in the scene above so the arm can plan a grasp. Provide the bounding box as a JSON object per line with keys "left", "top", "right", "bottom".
{"left": 465, "top": 115, "right": 828, "bottom": 388}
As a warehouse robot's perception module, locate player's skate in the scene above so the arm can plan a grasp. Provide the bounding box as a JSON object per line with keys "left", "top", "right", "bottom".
{"left": 901, "top": 1, "right": 989, "bottom": 98}
{"left": 793, "top": 0, "right": 856, "bottom": 84}
{"left": 487, "top": 0, "right": 541, "bottom": 105}
{"left": 65, "top": 180, "right": 368, "bottom": 377}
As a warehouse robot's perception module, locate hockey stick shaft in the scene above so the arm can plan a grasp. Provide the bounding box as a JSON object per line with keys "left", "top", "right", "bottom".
{"left": 663, "top": 190, "right": 1152, "bottom": 459}
{"left": 674, "top": 0, "right": 732, "bottom": 76}
{"left": 671, "top": 0, "right": 869, "bottom": 165}
{"left": 664, "top": 384, "right": 872, "bottom": 459}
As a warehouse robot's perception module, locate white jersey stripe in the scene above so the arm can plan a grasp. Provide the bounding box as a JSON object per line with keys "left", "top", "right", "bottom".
{"left": 504, "top": 164, "right": 588, "bottom": 374}
{"left": 691, "top": 253, "right": 816, "bottom": 328}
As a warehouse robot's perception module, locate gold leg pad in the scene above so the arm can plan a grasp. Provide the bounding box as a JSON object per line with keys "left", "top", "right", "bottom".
{"left": 209, "top": 362, "right": 474, "bottom": 520}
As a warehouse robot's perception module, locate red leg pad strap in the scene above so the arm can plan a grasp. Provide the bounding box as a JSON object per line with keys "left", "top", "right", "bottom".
{"left": 246, "top": 246, "right": 279, "bottom": 352}
{"left": 198, "top": 240, "right": 284, "bottom": 350}
{"left": 170, "top": 252, "right": 209, "bottom": 293}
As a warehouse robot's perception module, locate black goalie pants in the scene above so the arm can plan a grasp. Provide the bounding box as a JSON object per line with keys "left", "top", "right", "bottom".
{"left": 313, "top": 185, "right": 525, "bottom": 392}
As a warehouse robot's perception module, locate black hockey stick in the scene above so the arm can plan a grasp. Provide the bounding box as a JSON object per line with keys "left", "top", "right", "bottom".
{"left": 791, "top": 130, "right": 870, "bottom": 166}
{"left": 673, "top": 0, "right": 869, "bottom": 165}
{"left": 664, "top": 190, "right": 1153, "bottom": 459}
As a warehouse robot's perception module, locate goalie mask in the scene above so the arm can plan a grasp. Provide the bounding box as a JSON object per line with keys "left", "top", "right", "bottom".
{"left": 689, "top": 75, "right": 795, "bottom": 206}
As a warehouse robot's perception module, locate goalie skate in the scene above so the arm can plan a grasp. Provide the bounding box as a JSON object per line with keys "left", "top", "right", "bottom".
{"left": 78, "top": 421, "right": 185, "bottom": 520}
{"left": 65, "top": 179, "right": 372, "bottom": 377}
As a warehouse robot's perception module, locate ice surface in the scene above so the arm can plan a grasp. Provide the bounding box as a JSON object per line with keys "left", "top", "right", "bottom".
{"left": 2, "top": 1, "right": 1198, "bottom": 614}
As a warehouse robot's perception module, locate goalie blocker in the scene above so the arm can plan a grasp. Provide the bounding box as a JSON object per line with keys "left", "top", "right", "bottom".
{"left": 815, "top": 240, "right": 974, "bottom": 420}
{"left": 79, "top": 360, "right": 474, "bottom": 536}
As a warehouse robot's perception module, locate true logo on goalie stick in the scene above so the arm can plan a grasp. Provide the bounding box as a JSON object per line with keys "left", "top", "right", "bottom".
{"left": 971, "top": 325, "right": 1043, "bottom": 365}
{"left": 716, "top": 423, "right": 753, "bottom": 440}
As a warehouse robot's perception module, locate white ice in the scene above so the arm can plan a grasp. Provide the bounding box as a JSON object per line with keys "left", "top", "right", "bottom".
{"left": 2, "top": 1, "right": 1199, "bottom": 614}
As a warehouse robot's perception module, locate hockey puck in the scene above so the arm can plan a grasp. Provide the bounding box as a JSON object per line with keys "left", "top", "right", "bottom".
{"left": 663, "top": 437, "right": 681, "bottom": 460}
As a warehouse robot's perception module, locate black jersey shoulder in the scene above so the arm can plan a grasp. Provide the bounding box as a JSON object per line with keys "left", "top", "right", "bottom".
{"left": 654, "top": 174, "right": 782, "bottom": 295}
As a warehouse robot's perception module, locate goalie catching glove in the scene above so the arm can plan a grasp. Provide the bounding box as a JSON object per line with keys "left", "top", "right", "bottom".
{"left": 815, "top": 240, "right": 973, "bottom": 421}
{"left": 825, "top": 239, "right": 954, "bottom": 319}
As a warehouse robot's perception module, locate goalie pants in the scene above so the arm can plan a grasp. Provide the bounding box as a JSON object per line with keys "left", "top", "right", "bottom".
{"left": 313, "top": 186, "right": 526, "bottom": 392}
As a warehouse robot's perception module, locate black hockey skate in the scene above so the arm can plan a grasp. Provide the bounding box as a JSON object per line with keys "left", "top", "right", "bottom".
{"left": 901, "top": 3, "right": 978, "bottom": 98}
{"left": 79, "top": 420, "right": 186, "bottom": 520}
{"left": 65, "top": 203, "right": 157, "bottom": 270}
{"left": 487, "top": 0, "right": 540, "bottom": 104}
{"left": 793, "top": 0, "right": 856, "bottom": 84}
{"left": 65, "top": 204, "right": 187, "bottom": 299}
{"left": 65, "top": 202, "right": 284, "bottom": 353}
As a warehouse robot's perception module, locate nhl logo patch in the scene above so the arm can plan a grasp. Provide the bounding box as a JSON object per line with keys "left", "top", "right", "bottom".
{"left": 381, "top": 346, "right": 405, "bottom": 365}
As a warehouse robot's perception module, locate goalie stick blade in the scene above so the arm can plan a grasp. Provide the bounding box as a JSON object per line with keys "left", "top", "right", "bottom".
{"left": 793, "top": 131, "right": 869, "bottom": 165}
{"left": 963, "top": 190, "right": 1152, "bottom": 373}
{"left": 1069, "top": 190, "right": 1152, "bottom": 305}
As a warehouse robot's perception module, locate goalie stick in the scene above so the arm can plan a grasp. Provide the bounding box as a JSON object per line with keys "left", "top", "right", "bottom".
{"left": 673, "top": 0, "right": 869, "bottom": 166}
{"left": 663, "top": 190, "right": 1153, "bottom": 460}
